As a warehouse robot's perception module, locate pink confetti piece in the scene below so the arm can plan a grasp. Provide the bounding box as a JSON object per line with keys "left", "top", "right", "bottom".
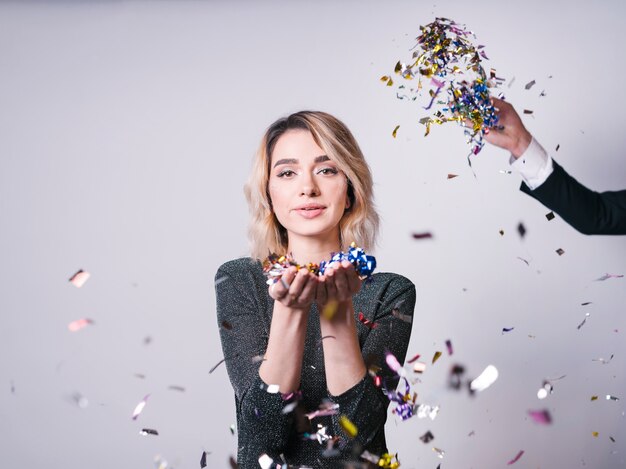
{"left": 595, "top": 273, "right": 624, "bottom": 281}
{"left": 528, "top": 409, "right": 552, "bottom": 424}
{"left": 132, "top": 394, "right": 150, "bottom": 420}
{"left": 386, "top": 352, "right": 406, "bottom": 377}
{"left": 67, "top": 318, "right": 94, "bottom": 332}
{"left": 445, "top": 339, "right": 453, "bottom": 355}
{"left": 305, "top": 402, "right": 339, "bottom": 419}
{"left": 507, "top": 450, "right": 524, "bottom": 465}
{"left": 69, "top": 269, "right": 90, "bottom": 288}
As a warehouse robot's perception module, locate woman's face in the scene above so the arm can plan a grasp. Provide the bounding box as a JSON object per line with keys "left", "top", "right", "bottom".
{"left": 268, "top": 129, "right": 349, "bottom": 247}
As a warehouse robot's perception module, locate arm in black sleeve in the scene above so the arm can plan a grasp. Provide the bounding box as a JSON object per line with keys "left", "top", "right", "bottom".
{"left": 215, "top": 260, "right": 295, "bottom": 462}
{"left": 329, "top": 274, "right": 416, "bottom": 452}
{"left": 520, "top": 160, "right": 626, "bottom": 235}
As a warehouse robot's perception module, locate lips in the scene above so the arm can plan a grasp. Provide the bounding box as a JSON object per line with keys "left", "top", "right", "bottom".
{"left": 293, "top": 204, "right": 326, "bottom": 219}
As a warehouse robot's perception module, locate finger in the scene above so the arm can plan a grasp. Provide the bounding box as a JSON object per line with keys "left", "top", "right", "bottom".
{"left": 286, "top": 268, "right": 309, "bottom": 301}
{"left": 299, "top": 273, "right": 318, "bottom": 304}
{"left": 315, "top": 278, "right": 328, "bottom": 305}
{"left": 272, "top": 267, "right": 297, "bottom": 300}
{"left": 332, "top": 265, "right": 349, "bottom": 302}
{"left": 324, "top": 269, "right": 338, "bottom": 301}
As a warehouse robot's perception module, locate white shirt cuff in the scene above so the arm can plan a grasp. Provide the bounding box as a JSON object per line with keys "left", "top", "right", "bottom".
{"left": 509, "top": 137, "right": 554, "bottom": 190}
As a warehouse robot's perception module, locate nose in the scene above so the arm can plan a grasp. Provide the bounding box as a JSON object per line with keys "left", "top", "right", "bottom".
{"left": 300, "top": 172, "right": 320, "bottom": 197}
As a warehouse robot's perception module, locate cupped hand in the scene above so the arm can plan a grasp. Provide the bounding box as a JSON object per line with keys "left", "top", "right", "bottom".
{"left": 483, "top": 97, "right": 532, "bottom": 158}
{"left": 316, "top": 260, "right": 361, "bottom": 308}
{"left": 269, "top": 266, "right": 318, "bottom": 310}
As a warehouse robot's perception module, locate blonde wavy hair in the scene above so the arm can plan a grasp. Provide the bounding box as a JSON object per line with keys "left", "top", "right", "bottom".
{"left": 244, "top": 110, "right": 379, "bottom": 260}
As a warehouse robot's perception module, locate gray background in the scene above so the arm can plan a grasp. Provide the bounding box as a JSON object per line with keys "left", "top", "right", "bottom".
{"left": 1, "top": 1, "right": 625, "bottom": 467}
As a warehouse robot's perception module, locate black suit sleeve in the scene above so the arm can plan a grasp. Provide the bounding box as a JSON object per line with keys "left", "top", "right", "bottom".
{"left": 520, "top": 160, "right": 626, "bottom": 235}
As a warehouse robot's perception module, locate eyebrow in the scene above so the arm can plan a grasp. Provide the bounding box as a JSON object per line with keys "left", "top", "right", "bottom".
{"left": 273, "top": 155, "right": 330, "bottom": 168}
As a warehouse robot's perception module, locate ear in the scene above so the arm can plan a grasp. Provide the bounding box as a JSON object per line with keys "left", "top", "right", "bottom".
{"left": 345, "top": 196, "right": 351, "bottom": 209}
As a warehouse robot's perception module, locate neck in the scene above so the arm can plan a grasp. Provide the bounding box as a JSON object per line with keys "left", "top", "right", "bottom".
{"left": 287, "top": 232, "right": 341, "bottom": 265}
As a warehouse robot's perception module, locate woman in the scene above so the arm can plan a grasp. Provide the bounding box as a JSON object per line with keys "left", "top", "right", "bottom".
{"left": 215, "top": 111, "right": 416, "bottom": 468}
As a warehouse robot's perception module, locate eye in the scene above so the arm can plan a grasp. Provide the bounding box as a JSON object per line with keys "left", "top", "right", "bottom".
{"left": 277, "top": 169, "right": 296, "bottom": 178}
{"left": 317, "top": 167, "right": 339, "bottom": 176}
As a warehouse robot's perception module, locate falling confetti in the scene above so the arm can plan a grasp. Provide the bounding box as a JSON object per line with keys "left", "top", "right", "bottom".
{"left": 200, "top": 451, "right": 209, "bottom": 468}
{"left": 71, "top": 392, "right": 89, "bottom": 409}
{"left": 339, "top": 415, "right": 358, "bottom": 438}
{"left": 132, "top": 394, "right": 150, "bottom": 420}
{"left": 412, "top": 232, "right": 433, "bottom": 239}
{"left": 386, "top": 352, "right": 407, "bottom": 377}
{"left": 517, "top": 222, "right": 526, "bottom": 238}
{"left": 592, "top": 431, "right": 599, "bottom": 437}
{"left": 502, "top": 327, "right": 515, "bottom": 334}
{"left": 139, "top": 428, "right": 159, "bottom": 436}
{"left": 432, "top": 351, "right": 443, "bottom": 364}
{"left": 537, "top": 381, "right": 553, "bottom": 400}
{"left": 168, "top": 385, "right": 185, "bottom": 392}
{"left": 556, "top": 248, "right": 565, "bottom": 256}
{"left": 384, "top": 17, "right": 501, "bottom": 158}
{"left": 358, "top": 311, "right": 378, "bottom": 329}
{"left": 432, "top": 447, "right": 445, "bottom": 459}
{"left": 266, "top": 384, "right": 280, "bottom": 394}
{"left": 527, "top": 409, "right": 552, "bottom": 425}
{"left": 592, "top": 354, "right": 614, "bottom": 364}
{"left": 392, "top": 125, "right": 400, "bottom": 138}
{"left": 67, "top": 318, "right": 94, "bottom": 332}
{"left": 258, "top": 454, "right": 273, "bottom": 469}
{"left": 507, "top": 450, "right": 524, "bottom": 465}
{"left": 546, "top": 211, "right": 555, "bottom": 220}
{"left": 470, "top": 365, "right": 498, "bottom": 392}
{"left": 69, "top": 269, "right": 90, "bottom": 288}
{"left": 606, "top": 395, "right": 620, "bottom": 401}
{"left": 447, "top": 173, "right": 458, "bottom": 179}
{"left": 524, "top": 80, "right": 536, "bottom": 90}
{"left": 420, "top": 430, "right": 435, "bottom": 443}
{"left": 595, "top": 273, "right": 623, "bottom": 281}
{"left": 445, "top": 339, "right": 453, "bottom": 355}
{"left": 305, "top": 402, "right": 339, "bottom": 419}
{"left": 577, "top": 312, "right": 590, "bottom": 330}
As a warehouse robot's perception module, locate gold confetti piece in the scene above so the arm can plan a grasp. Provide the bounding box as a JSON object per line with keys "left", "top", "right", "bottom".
{"left": 339, "top": 415, "right": 358, "bottom": 438}
{"left": 432, "top": 351, "right": 442, "bottom": 364}
{"left": 387, "top": 77, "right": 394, "bottom": 87}
{"left": 67, "top": 318, "right": 94, "bottom": 332}
{"left": 69, "top": 269, "right": 90, "bottom": 288}
{"left": 392, "top": 125, "right": 400, "bottom": 138}
{"left": 592, "top": 431, "right": 599, "bottom": 437}
{"left": 556, "top": 248, "right": 565, "bottom": 256}
{"left": 380, "top": 75, "right": 390, "bottom": 83}
{"left": 591, "top": 395, "right": 598, "bottom": 401}
{"left": 321, "top": 300, "right": 338, "bottom": 320}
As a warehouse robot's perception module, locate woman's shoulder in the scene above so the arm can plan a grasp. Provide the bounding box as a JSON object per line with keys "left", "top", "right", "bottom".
{"left": 369, "top": 271, "right": 415, "bottom": 290}
{"left": 215, "top": 257, "right": 264, "bottom": 282}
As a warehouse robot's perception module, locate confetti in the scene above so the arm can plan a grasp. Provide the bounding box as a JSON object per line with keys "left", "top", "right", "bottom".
{"left": 263, "top": 243, "right": 376, "bottom": 285}
{"left": 499, "top": 229, "right": 504, "bottom": 236}
{"left": 416, "top": 403, "right": 440, "bottom": 420}
{"left": 502, "top": 327, "right": 515, "bottom": 334}
{"left": 258, "top": 454, "right": 273, "bottom": 469}
{"left": 200, "top": 451, "right": 209, "bottom": 468}
{"left": 524, "top": 79, "right": 536, "bottom": 90}
{"left": 581, "top": 301, "right": 592, "bottom": 306}
{"left": 595, "top": 273, "right": 623, "bottom": 281}
{"left": 527, "top": 409, "right": 552, "bottom": 425}
{"left": 606, "top": 395, "right": 620, "bottom": 401}
{"left": 517, "top": 222, "right": 526, "bottom": 238}
{"left": 71, "top": 392, "right": 89, "bottom": 409}
{"left": 499, "top": 169, "right": 512, "bottom": 174}
{"left": 321, "top": 300, "right": 339, "bottom": 321}
{"left": 507, "top": 450, "right": 524, "bottom": 465}
{"left": 209, "top": 357, "right": 227, "bottom": 374}
{"left": 339, "top": 415, "right": 358, "bottom": 438}
{"left": 392, "top": 125, "right": 400, "bottom": 138}
{"left": 154, "top": 455, "right": 169, "bottom": 469}
{"left": 555, "top": 248, "right": 565, "bottom": 256}
{"left": 392, "top": 308, "right": 413, "bottom": 323}
{"left": 592, "top": 431, "right": 599, "bottom": 437}
{"left": 523, "top": 109, "right": 533, "bottom": 115}
{"left": 432, "top": 447, "right": 445, "bottom": 459}
{"left": 577, "top": 312, "right": 590, "bottom": 330}
{"left": 555, "top": 144, "right": 560, "bottom": 152}
{"left": 412, "top": 232, "right": 433, "bottom": 239}
{"left": 445, "top": 339, "right": 453, "bottom": 355}
{"left": 306, "top": 401, "right": 339, "bottom": 419}
{"left": 591, "top": 395, "right": 598, "bottom": 401}
{"left": 266, "top": 384, "right": 280, "bottom": 394}
{"left": 168, "top": 385, "right": 185, "bottom": 392}
{"left": 67, "top": 318, "right": 94, "bottom": 332}
{"left": 432, "top": 351, "right": 443, "bottom": 364}
{"left": 69, "top": 269, "right": 90, "bottom": 288}
{"left": 358, "top": 311, "right": 378, "bottom": 329}
{"left": 407, "top": 353, "right": 421, "bottom": 363}
{"left": 139, "top": 428, "right": 158, "bottom": 436}
{"left": 220, "top": 320, "right": 233, "bottom": 331}
{"left": 413, "top": 361, "right": 427, "bottom": 373}
{"left": 546, "top": 211, "right": 555, "bottom": 221}
{"left": 230, "top": 424, "right": 235, "bottom": 435}
{"left": 420, "top": 430, "right": 435, "bottom": 443}
{"left": 386, "top": 352, "right": 407, "bottom": 377}
{"left": 447, "top": 173, "right": 458, "bottom": 179}
{"left": 470, "top": 365, "right": 498, "bottom": 392}
{"left": 592, "top": 354, "right": 614, "bottom": 364}
{"left": 384, "top": 17, "right": 501, "bottom": 158}
{"left": 537, "top": 381, "right": 553, "bottom": 400}
{"left": 517, "top": 257, "right": 530, "bottom": 266}
{"left": 132, "top": 394, "right": 150, "bottom": 420}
